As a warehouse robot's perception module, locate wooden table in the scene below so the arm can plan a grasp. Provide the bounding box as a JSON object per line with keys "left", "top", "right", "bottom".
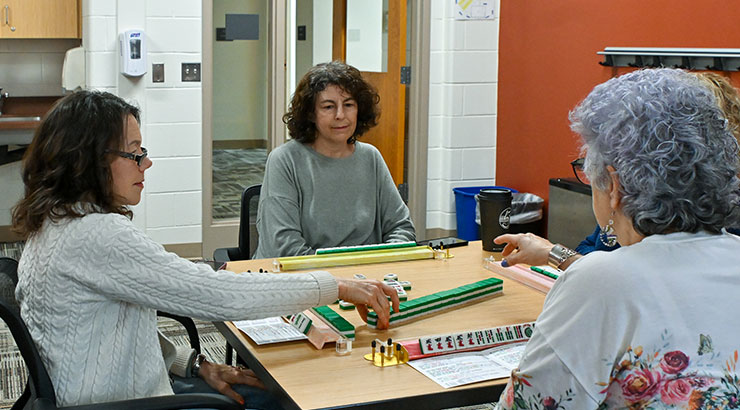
{"left": 215, "top": 242, "right": 546, "bottom": 410}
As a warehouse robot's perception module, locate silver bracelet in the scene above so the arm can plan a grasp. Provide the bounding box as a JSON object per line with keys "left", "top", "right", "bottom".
{"left": 547, "top": 244, "right": 577, "bottom": 270}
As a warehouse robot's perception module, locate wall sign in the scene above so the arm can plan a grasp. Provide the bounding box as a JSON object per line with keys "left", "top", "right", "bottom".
{"left": 455, "top": 0, "right": 495, "bottom": 20}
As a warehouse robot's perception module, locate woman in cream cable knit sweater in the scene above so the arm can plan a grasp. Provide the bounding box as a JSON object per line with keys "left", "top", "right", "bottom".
{"left": 12, "top": 91, "right": 400, "bottom": 409}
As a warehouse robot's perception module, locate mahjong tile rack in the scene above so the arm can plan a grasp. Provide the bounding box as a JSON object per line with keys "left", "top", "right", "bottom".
{"left": 362, "top": 322, "right": 535, "bottom": 368}
{"left": 271, "top": 244, "right": 452, "bottom": 272}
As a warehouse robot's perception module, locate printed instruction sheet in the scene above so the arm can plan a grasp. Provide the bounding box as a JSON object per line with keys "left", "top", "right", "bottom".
{"left": 407, "top": 342, "right": 526, "bottom": 388}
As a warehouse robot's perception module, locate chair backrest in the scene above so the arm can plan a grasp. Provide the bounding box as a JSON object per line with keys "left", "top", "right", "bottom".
{"left": 237, "top": 184, "right": 261, "bottom": 260}
{"left": 0, "top": 257, "right": 58, "bottom": 405}
{"left": 0, "top": 257, "right": 19, "bottom": 311}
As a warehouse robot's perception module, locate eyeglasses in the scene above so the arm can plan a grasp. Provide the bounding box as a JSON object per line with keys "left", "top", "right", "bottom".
{"left": 570, "top": 157, "right": 590, "bottom": 185}
{"left": 106, "top": 147, "right": 148, "bottom": 167}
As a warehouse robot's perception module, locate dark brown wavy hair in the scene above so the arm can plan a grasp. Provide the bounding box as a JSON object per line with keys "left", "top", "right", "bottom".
{"left": 283, "top": 60, "right": 380, "bottom": 144}
{"left": 12, "top": 91, "right": 140, "bottom": 237}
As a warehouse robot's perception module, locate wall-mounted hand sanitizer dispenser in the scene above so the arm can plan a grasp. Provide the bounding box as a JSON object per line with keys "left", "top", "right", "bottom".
{"left": 119, "top": 30, "right": 146, "bottom": 77}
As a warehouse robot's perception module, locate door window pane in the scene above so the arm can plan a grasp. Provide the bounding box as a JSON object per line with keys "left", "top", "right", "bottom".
{"left": 212, "top": 0, "right": 269, "bottom": 220}
{"left": 346, "top": 0, "right": 388, "bottom": 72}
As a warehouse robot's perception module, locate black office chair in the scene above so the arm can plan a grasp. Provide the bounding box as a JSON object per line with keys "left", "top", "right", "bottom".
{"left": 0, "top": 256, "right": 241, "bottom": 410}
{"left": 0, "top": 256, "right": 18, "bottom": 311}
{"left": 213, "top": 184, "right": 261, "bottom": 263}
{"left": 212, "top": 184, "right": 261, "bottom": 365}
{"left": 156, "top": 311, "right": 201, "bottom": 354}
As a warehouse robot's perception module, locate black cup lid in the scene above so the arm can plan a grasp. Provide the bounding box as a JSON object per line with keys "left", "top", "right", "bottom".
{"left": 478, "top": 188, "right": 512, "bottom": 199}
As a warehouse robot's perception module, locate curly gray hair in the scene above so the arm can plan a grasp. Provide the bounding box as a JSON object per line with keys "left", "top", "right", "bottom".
{"left": 569, "top": 68, "right": 740, "bottom": 235}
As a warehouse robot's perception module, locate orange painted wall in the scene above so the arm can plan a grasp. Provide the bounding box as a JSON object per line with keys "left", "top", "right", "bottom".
{"left": 496, "top": 0, "right": 740, "bottom": 211}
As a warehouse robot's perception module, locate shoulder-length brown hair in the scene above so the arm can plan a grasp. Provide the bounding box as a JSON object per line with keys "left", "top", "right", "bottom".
{"left": 283, "top": 60, "right": 380, "bottom": 144}
{"left": 12, "top": 91, "right": 140, "bottom": 237}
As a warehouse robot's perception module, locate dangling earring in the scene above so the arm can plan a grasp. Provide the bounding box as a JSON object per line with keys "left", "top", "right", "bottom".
{"left": 599, "top": 213, "right": 618, "bottom": 247}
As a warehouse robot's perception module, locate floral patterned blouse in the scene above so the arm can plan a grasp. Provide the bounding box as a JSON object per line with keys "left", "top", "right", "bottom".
{"left": 495, "top": 230, "right": 740, "bottom": 409}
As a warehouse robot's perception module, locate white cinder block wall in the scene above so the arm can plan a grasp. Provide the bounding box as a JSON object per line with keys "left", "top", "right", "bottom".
{"left": 83, "top": 0, "right": 203, "bottom": 245}
{"left": 426, "top": 0, "right": 500, "bottom": 232}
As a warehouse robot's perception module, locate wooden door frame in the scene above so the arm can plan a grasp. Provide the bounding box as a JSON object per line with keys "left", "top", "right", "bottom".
{"left": 201, "top": 0, "right": 288, "bottom": 259}
{"left": 332, "top": 0, "right": 346, "bottom": 61}
{"left": 406, "top": 0, "right": 430, "bottom": 239}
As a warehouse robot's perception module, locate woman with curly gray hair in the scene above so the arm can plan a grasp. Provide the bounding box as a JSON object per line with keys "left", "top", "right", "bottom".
{"left": 495, "top": 68, "right": 740, "bottom": 409}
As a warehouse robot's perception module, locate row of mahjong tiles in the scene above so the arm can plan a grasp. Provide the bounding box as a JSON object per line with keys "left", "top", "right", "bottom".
{"left": 414, "top": 321, "right": 535, "bottom": 356}
{"left": 366, "top": 277, "right": 503, "bottom": 328}
{"left": 310, "top": 277, "right": 504, "bottom": 337}
{"left": 365, "top": 322, "right": 536, "bottom": 364}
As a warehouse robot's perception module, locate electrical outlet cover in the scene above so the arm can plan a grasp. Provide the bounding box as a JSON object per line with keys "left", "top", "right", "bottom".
{"left": 181, "top": 63, "right": 201, "bottom": 82}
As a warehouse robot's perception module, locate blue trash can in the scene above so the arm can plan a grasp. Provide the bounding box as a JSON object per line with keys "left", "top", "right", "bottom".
{"left": 453, "top": 186, "right": 518, "bottom": 241}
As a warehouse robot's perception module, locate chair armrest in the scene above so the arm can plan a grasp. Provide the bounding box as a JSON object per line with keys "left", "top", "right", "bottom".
{"left": 29, "top": 397, "right": 58, "bottom": 410}
{"left": 213, "top": 247, "right": 235, "bottom": 263}
{"left": 157, "top": 311, "right": 201, "bottom": 354}
{"left": 54, "top": 393, "right": 241, "bottom": 410}
{"left": 214, "top": 247, "right": 247, "bottom": 263}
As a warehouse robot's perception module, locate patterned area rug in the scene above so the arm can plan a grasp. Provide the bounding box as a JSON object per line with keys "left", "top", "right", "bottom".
{"left": 0, "top": 243, "right": 22, "bottom": 263}
{"left": 212, "top": 148, "right": 267, "bottom": 220}
{"left": 0, "top": 323, "right": 26, "bottom": 409}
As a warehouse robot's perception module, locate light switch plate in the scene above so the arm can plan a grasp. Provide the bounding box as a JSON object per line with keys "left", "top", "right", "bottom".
{"left": 152, "top": 63, "right": 164, "bottom": 83}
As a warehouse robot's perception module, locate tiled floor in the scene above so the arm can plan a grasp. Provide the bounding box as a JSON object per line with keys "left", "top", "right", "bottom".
{"left": 212, "top": 148, "right": 267, "bottom": 220}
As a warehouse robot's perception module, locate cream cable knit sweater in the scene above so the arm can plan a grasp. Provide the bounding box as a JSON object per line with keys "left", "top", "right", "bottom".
{"left": 16, "top": 212, "right": 338, "bottom": 406}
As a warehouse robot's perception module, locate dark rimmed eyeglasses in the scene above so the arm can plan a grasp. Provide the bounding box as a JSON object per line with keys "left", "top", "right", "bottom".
{"left": 570, "top": 157, "right": 590, "bottom": 185}
{"left": 106, "top": 147, "right": 148, "bottom": 167}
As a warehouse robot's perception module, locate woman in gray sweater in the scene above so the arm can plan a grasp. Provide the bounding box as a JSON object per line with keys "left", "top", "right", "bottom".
{"left": 254, "top": 61, "right": 415, "bottom": 259}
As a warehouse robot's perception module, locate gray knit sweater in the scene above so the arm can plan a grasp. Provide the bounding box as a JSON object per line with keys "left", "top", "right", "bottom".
{"left": 16, "top": 212, "right": 338, "bottom": 406}
{"left": 254, "top": 140, "right": 415, "bottom": 258}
